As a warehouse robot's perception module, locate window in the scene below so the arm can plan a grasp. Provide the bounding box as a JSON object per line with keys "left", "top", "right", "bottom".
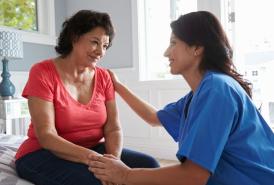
{"left": 0, "top": 0, "right": 38, "bottom": 31}
{"left": 222, "top": 0, "right": 274, "bottom": 127}
{"left": 0, "top": 0, "right": 56, "bottom": 45}
{"left": 138, "top": 0, "right": 197, "bottom": 81}
{"left": 136, "top": 0, "right": 274, "bottom": 127}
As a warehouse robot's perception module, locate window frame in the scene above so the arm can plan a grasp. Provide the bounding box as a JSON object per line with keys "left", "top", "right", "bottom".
{"left": 0, "top": 0, "right": 56, "bottom": 46}
{"left": 135, "top": 0, "right": 200, "bottom": 81}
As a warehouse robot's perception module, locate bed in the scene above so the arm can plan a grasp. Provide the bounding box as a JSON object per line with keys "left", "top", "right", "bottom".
{"left": 0, "top": 134, "right": 34, "bottom": 185}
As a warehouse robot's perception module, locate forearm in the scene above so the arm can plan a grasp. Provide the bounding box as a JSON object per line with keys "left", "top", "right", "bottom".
{"left": 89, "top": 153, "right": 209, "bottom": 184}
{"left": 126, "top": 162, "right": 209, "bottom": 185}
{"left": 28, "top": 97, "right": 99, "bottom": 165}
{"left": 38, "top": 132, "right": 99, "bottom": 165}
{"left": 116, "top": 83, "right": 160, "bottom": 126}
{"left": 104, "top": 129, "right": 123, "bottom": 158}
{"left": 126, "top": 165, "right": 181, "bottom": 185}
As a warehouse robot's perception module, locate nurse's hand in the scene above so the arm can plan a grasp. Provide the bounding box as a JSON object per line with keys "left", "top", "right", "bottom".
{"left": 107, "top": 70, "right": 121, "bottom": 90}
{"left": 88, "top": 154, "right": 131, "bottom": 184}
{"left": 101, "top": 180, "right": 116, "bottom": 185}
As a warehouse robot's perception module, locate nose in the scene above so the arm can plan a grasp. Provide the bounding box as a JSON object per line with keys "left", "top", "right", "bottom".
{"left": 95, "top": 45, "right": 105, "bottom": 57}
{"left": 163, "top": 47, "right": 170, "bottom": 58}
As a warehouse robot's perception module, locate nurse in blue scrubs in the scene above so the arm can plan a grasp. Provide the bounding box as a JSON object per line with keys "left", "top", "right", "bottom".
{"left": 89, "top": 11, "right": 274, "bottom": 185}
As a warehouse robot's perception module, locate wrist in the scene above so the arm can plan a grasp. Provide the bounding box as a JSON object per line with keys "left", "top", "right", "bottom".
{"left": 84, "top": 150, "right": 100, "bottom": 165}
{"left": 124, "top": 168, "right": 132, "bottom": 184}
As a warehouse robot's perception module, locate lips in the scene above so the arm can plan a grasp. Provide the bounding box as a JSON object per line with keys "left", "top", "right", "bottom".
{"left": 88, "top": 55, "right": 100, "bottom": 62}
{"left": 169, "top": 59, "right": 174, "bottom": 66}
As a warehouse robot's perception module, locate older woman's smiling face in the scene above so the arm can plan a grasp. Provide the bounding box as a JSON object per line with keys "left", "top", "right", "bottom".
{"left": 72, "top": 27, "right": 110, "bottom": 69}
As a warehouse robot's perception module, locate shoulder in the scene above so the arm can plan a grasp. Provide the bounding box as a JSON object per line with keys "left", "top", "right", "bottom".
{"left": 28, "top": 59, "right": 56, "bottom": 84}
{"left": 95, "top": 66, "right": 109, "bottom": 74}
{"left": 203, "top": 71, "right": 232, "bottom": 86}
{"left": 201, "top": 71, "right": 242, "bottom": 92}
{"left": 30, "top": 59, "right": 54, "bottom": 73}
{"left": 196, "top": 71, "right": 246, "bottom": 104}
{"left": 95, "top": 66, "right": 111, "bottom": 79}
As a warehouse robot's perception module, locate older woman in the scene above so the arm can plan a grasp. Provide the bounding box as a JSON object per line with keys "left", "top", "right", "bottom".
{"left": 15, "top": 10, "right": 159, "bottom": 185}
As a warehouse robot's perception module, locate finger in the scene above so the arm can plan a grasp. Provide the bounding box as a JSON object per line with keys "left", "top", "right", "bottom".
{"left": 103, "top": 181, "right": 113, "bottom": 185}
{"left": 107, "top": 69, "right": 112, "bottom": 74}
{"left": 104, "top": 154, "right": 117, "bottom": 160}
{"left": 88, "top": 160, "right": 105, "bottom": 168}
{"left": 89, "top": 155, "right": 108, "bottom": 164}
{"left": 88, "top": 153, "right": 103, "bottom": 160}
{"left": 105, "top": 181, "right": 114, "bottom": 185}
{"left": 93, "top": 173, "right": 109, "bottom": 182}
{"left": 107, "top": 69, "right": 114, "bottom": 77}
{"left": 105, "top": 182, "right": 112, "bottom": 185}
{"left": 88, "top": 166, "right": 107, "bottom": 176}
{"left": 101, "top": 181, "right": 107, "bottom": 185}
{"left": 88, "top": 154, "right": 98, "bottom": 160}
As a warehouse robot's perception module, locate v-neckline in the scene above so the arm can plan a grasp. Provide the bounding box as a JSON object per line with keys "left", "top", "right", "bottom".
{"left": 50, "top": 60, "right": 97, "bottom": 107}
{"left": 184, "top": 92, "right": 193, "bottom": 119}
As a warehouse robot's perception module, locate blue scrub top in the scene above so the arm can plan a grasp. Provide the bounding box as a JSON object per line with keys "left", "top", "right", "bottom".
{"left": 157, "top": 71, "right": 274, "bottom": 185}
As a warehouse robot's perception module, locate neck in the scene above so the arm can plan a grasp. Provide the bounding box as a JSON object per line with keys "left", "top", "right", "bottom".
{"left": 182, "top": 69, "right": 204, "bottom": 93}
{"left": 55, "top": 56, "right": 94, "bottom": 83}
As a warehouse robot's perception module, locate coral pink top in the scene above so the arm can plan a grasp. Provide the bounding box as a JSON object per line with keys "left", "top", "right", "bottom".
{"left": 16, "top": 59, "right": 114, "bottom": 159}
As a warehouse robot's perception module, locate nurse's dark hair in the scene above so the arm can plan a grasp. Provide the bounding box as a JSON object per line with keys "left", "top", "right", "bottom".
{"left": 55, "top": 9, "right": 115, "bottom": 58}
{"left": 170, "top": 11, "right": 252, "bottom": 97}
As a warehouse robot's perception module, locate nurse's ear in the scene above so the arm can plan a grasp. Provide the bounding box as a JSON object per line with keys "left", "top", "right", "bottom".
{"left": 193, "top": 46, "right": 204, "bottom": 57}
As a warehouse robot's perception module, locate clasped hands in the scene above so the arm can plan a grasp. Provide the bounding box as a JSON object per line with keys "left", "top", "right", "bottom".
{"left": 88, "top": 153, "right": 131, "bottom": 185}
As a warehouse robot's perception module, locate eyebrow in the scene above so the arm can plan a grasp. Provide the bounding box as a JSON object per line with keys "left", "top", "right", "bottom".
{"left": 90, "top": 36, "right": 109, "bottom": 45}
{"left": 90, "top": 36, "right": 100, "bottom": 41}
{"left": 170, "top": 35, "right": 177, "bottom": 39}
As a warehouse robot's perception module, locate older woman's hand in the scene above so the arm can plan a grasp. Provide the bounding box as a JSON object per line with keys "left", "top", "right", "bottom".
{"left": 88, "top": 154, "right": 131, "bottom": 185}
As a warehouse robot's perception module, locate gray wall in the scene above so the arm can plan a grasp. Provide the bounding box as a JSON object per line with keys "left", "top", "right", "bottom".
{"left": 11, "top": 43, "right": 56, "bottom": 71}
{"left": 65, "top": 0, "right": 133, "bottom": 69}
{"left": 9, "top": 0, "right": 67, "bottom": 71}
{"left": 8, "top": 0, "right": 133, "bottom": 71}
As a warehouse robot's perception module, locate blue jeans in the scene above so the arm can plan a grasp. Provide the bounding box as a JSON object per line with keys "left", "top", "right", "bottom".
{"left": 15, "top": 143, "right": 160, "bottom": 185}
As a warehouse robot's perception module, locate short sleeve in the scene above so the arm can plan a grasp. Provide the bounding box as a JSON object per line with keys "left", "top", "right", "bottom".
{"left": 157, "top": 96, "right": 187, "bottom": 141}
{"left": 177, "top": 88, "right": 238, "bottom": 173}
{"left": 102, "top": 69, "right": 115, "bottom": 101}
{"left": 22, "top": 63, "right": 54, "bottom": 101}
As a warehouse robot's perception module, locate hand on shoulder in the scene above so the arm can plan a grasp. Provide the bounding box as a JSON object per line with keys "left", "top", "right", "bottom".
{"left": 107, "top": 69, "right": 122, "bottom": 90}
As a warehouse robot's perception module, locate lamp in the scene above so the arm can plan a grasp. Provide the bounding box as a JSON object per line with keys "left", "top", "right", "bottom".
{"left": 0, "top": 29, "right": 23, "bottom": 99}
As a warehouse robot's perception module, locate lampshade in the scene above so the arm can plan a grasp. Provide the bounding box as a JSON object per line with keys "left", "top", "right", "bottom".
{"left": 0, "top": 30, "right": 23, "bottom": 59}
{"left": 0, "top": 29, "right": 23, "bottom": 98}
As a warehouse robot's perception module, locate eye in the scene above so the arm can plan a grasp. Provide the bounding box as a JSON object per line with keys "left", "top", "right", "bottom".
{"left": 103, "top": 44, "right": 109, "bottom": 49}
{"left": 170, "top": 40, "right": 176, "bottom": 46}
{"left": 90, "top": 40, "right": 99, "bottom": 46}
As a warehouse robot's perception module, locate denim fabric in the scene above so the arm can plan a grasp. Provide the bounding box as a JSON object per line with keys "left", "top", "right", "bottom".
{"left": 15, "top": 143, "right": 159, "bottom": 185}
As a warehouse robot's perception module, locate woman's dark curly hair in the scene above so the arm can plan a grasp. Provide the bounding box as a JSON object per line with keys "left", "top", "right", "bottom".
{"left": 171, "top": 11, "right": 252, "bottom": 97}
{"left": 55, "top": 10, "right": 115, "bottom": 57}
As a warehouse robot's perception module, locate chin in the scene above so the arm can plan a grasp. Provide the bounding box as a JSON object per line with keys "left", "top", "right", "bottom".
{"left": 170, "top": 69, "right": 177, "bottom": 75}
{"left": 89, "top": 62, "right": 97, "bottom": 69}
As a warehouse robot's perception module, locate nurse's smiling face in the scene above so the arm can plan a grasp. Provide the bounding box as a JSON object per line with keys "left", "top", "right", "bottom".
{"left": 163, "top": 33, "right": 202, "bottom": 76}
